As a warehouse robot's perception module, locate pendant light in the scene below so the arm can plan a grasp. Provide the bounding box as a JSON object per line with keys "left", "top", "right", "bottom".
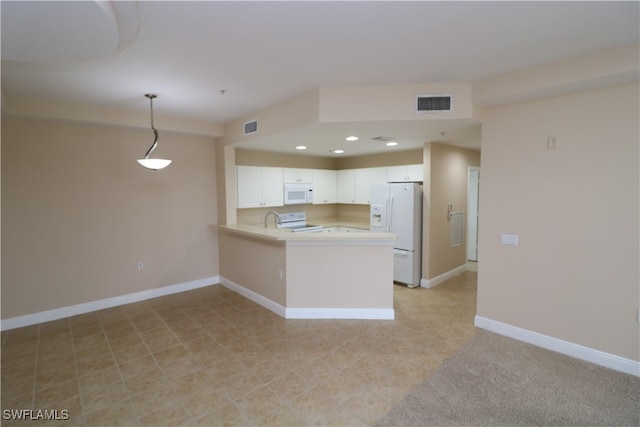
{"left": 137, "top": 94, "right": 172, "bottom": 170}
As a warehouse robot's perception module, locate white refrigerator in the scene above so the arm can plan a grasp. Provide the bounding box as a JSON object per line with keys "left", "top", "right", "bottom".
{"left": 370, "top": 182, "right": 422, "bottom": 287}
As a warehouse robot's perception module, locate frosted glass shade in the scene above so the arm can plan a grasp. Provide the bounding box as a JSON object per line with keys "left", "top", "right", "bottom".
{"left": 137, "top": 158, "right": 172, "bottom": 170}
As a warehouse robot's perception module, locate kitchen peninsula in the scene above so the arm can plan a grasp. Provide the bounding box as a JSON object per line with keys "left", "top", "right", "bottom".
{"left": 219, "top": 222, "right": 396, "bottom": 320}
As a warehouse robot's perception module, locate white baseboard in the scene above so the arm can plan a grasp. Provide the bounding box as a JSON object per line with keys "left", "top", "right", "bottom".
{"left": 219, "top": 277, "right": 394, "bottom": 320}
{"left": 1, "top": 276, "right": 220, "bottom": 331}
{"left": 285, "top": 307, "right": 395, "bottom": 320}
{"left": 219, "top": 277, "right": 286, "bottom": 317}
{"left": 420, "top": 264, "right": 467, "bottom": 288}
{"left": 475, "top": 316, "right": 640, "bottom": 377}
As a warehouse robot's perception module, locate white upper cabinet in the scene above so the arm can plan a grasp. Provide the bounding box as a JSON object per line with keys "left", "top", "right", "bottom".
{"left": 337, "top": 168, "right": 376, "bottom": 204}
{"left": 283, "top": 168, "right": 313, "bottom": 183}
{"left": 386, "top": 164, "right": 424, "bottom": 182}
{"left": 354, "top": 168, "right": 371, "bottom": 204}
{"left": 237, "top": 166, "right": 284, "bottom": 208}
{"left": 312, "top": 169, "right": 337, "bottom": 204}
{"left": 237, "top": 163, "right": 423, "bottom": 208}
{"left": 336, "top": 169, "right": 355, "bottom": 204}
{"left": 369, "top": 167, "right": 388, "bottom": 185}
{"left": 406, "top": 164, "right": 424, "bottom": 181}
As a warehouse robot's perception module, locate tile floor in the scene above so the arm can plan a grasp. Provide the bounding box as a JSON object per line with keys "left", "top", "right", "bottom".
{"left": 1, "top": 267, "right": 477, "bottom": 426}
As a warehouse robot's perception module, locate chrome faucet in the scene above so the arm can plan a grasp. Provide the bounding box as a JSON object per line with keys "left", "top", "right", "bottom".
{"left": 264, "top": 211, "right": 281, "bottom": 229}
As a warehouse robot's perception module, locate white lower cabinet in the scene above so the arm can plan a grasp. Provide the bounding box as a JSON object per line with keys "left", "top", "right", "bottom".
{"left": 237, "top": 166, "right": 284, "bottom": 208}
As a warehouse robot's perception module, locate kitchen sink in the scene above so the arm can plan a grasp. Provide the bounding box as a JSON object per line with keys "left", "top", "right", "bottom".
{"left": 322, "top": 226, "right": 369, "bottom": 233}
{"left": 290, "top": 224, "right": 323, "bottom": 233}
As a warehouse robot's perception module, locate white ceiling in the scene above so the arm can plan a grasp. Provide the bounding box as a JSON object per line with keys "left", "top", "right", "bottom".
{"left": 2, "top": 1, "right": 638, "bottom": 155}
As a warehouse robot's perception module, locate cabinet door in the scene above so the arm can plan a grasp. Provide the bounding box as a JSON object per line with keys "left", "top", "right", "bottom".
{"left": 386, "top": 165, "right": 408, "bottom": 182}
{"left": 387, "top": 164, "right": 424, "bottom": 182}
{"left": 369, "top": 167, "right": 388, "bottom": 185}
{"left": 237, "top": 166, "right": 263, "bottom": 208}
{"left": 354, "top": 168, "right": 371, "bottom": 204}
{"left": 336, "top": 169, "right": 355, "bottom": 204}
{"left": 312, "top": 169, "right": 337, "bottom": 204}
{"left": 261, "top": 167, "right": 284, "bottom": 207}
{"left": 407, "top": 164, "right": 424, "bottom": 181}
{"left": 323, "top": 170, "right": 337, "bottom": 203}
{"left": 283, "top": 168, "right": 313, "bottom": 183}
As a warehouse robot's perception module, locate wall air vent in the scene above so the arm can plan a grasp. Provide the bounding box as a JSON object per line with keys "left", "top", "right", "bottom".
{"left": 244, "top": 119, "right": 258, "bottom": 135}
{"left": 416, "top": 95, "right": 452, "bottom": 112}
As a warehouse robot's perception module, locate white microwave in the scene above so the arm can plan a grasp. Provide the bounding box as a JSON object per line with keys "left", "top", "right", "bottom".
{"left": 284, "top": 183, "right": 313, "bottom": 204}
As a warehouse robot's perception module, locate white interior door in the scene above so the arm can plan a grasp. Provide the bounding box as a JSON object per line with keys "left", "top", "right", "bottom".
{"left": 467, "top": 167, "right": 480, "bottom": 261}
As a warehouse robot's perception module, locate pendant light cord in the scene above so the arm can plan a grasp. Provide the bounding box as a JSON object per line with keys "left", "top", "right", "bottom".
{"left": 143, "top": 94, "right": 159, "bottom": 159}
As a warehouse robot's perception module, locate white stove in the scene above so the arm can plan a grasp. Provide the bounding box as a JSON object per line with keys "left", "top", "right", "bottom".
{"left": 277, "top": 212, "right": 323, "bottom": 233}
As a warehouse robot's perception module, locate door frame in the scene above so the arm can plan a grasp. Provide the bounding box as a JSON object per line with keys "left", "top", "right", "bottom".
{"left": 467, "top": 166, "right": 480, "bottom": 261}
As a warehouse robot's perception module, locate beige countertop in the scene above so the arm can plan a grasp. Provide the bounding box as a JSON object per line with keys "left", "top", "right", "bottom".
{"left": 220, "top": 218, "right": 396, "bottom": 242}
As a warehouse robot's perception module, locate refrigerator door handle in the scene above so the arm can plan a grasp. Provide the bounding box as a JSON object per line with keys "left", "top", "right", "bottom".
{"left": 389, "top": 194, "right": 395, "bottom": 232}
{"left": 384, "top": 194, "right": 390, "bottom": 231}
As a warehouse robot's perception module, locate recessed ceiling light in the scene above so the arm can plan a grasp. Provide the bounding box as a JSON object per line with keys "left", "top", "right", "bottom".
{"left": 333, "top": 149, "right": 345, "bottom": 154}
{"left": 386, "top": 141, "right": 398, "bottom": 147}
{"left": 345, "top": 136, "right": 358, "bottom": 141}
{"left": 295, "top": 145, "right": 307, "bottom": 150}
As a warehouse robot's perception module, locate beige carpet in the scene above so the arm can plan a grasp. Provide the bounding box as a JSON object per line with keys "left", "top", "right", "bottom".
{"left": 376, "top": 330, "right": 640, "bottom": 427}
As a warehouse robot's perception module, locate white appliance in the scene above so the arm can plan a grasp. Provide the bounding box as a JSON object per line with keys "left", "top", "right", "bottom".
{"left": 370, "top": 182, "right": 422, "bottom": 287}
{"left": 277, "top": 212, "right": 323, "bottom": 233}
{"left": 284, "top": 183, "right": 313, "bottom": 205}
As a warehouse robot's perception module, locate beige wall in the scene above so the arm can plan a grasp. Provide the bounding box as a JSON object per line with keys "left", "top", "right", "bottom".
{"left": 218, "top": 230, "right": 393, "bottom": 312}
{"left": 423, "top": 143, "right": 480, "bottom": 280}
{"left": 222, "top": 89, "right": 320, "bottom": 146}
{"left": 3, "top": 94, "right": 223, "bottom": 139}
{"left": 335, "top": 149, "right": 423, "bottom": 170}
{"left": 235, "top": 149, "right": 337, "bottom": 169}
{"left": 2, "top": 116, "right": 219, "bottom": 319}
{"left": 218, "top": 230, "right": 286, "bottom": 305}
{"left": 235, "top": 147, "right": 422, "bottom": 170}
{"left": 477, "top": 83, "right": 639, "bottom": 361}
{"left": 237, "top": 204, "right": 338, "bottom": 227}
{"left": 474, "top": 44, "right": 639, "bottom": 108}
{"left": 286, "top": 243, "right": 393, "bottom": 308}
{"left": 318, "top": 83, "right": 475, "bottom": 122}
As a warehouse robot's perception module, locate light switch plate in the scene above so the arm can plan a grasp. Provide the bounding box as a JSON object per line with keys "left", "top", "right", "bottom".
{"left": 500, "top": 233, "right": 519, "bottom": 246}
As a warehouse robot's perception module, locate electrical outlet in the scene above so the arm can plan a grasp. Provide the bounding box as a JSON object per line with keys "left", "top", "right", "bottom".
{"left": 137, "top": 262, "right": 144, "bottom": 271}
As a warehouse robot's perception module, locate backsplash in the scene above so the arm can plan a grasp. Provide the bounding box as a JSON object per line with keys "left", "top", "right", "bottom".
{"left": 236, "top": 203, "right": 369, "bottom": 226}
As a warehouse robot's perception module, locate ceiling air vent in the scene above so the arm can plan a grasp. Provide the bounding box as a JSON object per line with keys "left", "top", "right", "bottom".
{"left": 416, "top": 95, "right": 452, "bottom": 112}
{"left": 244, "top": 119, "right": 258, "bottom": 135}
{"left": 371, "top": 136, "right": 394, "bottom": 142}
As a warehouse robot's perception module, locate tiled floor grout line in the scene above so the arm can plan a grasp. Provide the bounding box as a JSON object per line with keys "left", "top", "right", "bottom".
{"left": 126, "top": 304, "right": 197, "bottom": 425}
{"left": 105, "top": 308, "right": 147, "bottom": 426}
{"left": 67, "top": 321, "right": 86, "bottom": 424}
{"left": 178, "top": 303, "right": 271, "bottom": 423}
{"left": 30, "top": 324, "right": 41, "bottom": 415}
{"left": 3, "top": 273, "right": 478, "bottom": 426}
